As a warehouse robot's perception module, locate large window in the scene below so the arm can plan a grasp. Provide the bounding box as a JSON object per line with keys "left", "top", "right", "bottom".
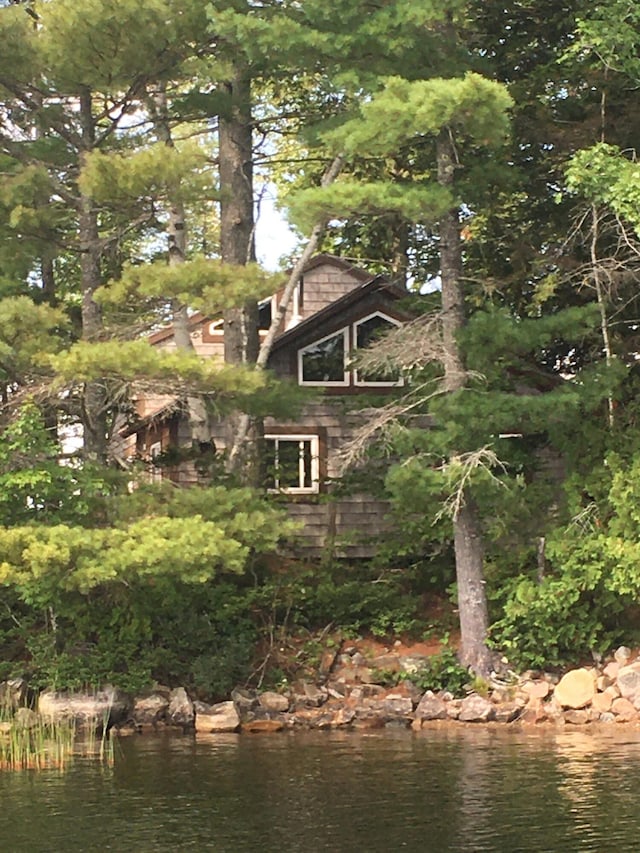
{"left": 265, "top": 434, "right": 320, "bottom": 493}
{"left": 353, "top": 313, "right": 402, "bottom": 386}
{"left": 298, "top": 329, "right": 349, "bottom": 385}
{"left": 298, "top": 313, "right": 402, "bottom": 387}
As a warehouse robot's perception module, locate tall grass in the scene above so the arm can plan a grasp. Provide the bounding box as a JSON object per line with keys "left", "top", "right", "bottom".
{"left": 0, "top": 705, "right": 114, "bottom": 771}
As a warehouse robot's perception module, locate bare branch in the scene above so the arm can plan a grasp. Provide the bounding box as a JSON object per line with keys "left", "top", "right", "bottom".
{"left": 435, "top": 447, "right": 507, "bottom": 523}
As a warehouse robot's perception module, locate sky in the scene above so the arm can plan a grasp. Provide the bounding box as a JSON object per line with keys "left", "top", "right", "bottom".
{"left": 254, "top": 185, "right": 299, "bottom": 271}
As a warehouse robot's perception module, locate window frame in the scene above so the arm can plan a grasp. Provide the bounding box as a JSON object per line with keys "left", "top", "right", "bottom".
{"left": 352, "top": 311, "right": 404, "bottom": 387}
{"left": 297, "top": 327, "right": 350, "bottom": 387}
{"left": 148, "top": 440, "right": 163, "bottom": 483}
{"left": 264, "top": 433, "right": 321, "bottom": 494}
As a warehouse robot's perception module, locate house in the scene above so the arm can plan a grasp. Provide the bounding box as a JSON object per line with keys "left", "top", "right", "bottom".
{"left": 124, "top": 254, "right": 412, "bottom": 556}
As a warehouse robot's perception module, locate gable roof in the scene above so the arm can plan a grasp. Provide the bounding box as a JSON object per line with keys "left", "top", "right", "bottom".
{"left": 292, "top": 253, "right": 374, "bottom": 282}
{"left": 147, "top": 312, "right": 208, "bottom": 346}
{"left": 270, "top": 274, "right": 409, "bottom": 352}
{"left": 143, "top": 255, "right": 399, "bottom": 348}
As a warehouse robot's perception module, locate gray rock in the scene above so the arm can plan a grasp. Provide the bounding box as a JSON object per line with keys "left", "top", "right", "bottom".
{"left": 167, "top": 688, "right": 194, "bottom": 728}
{"left": 132, "top": 692, "right": 169, "bottom": 726}
{"left": 564, "top": 709, "right": 590, "bottom": 725}
{"left": 615, "top": 646, "right": 632, "bottom": 666}
{"left": 38, "top": 687, "right": 130, "bottom": 729}
{"left": 493, "top": 702, "right": 522, "bottom": 723}
{"left": 327, "top": 682, "right": 348, "bottom": 699}
{"left": 291, "top": 681, "right": 327, "bottom": 708}
{"left": 399, "top": 680, "right": 423, "bottom": 706}
{"left": 459, "top": 694, "right": 495, "bottom": 723}
{"left": 258, "top": 691, "right": 290, "bottom": 712}
{"left": 370, "top": 654, "right": 401, "bottom": 672}
{"left": 381, "top": 697, "right": 414, "bottom": 717}
{"left": 616, "top": 663, "right": 640, "bottom": 709}
{"left": 194, "top": 700, "right": 240, "bottom": 733}
{"left": 0, "top": 678, "right": 27, "bottom": 709}
{"left": 415, "top": 691, "right": 448, "bottom": 721}
{"left": 231, "top": 686, "right": 259, "bottom": 712}
{"left": 318, "top": 648, "right": 338, "bottom": 676}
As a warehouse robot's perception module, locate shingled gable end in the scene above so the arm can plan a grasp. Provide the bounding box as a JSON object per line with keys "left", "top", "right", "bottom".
{"left": 123, "top": 255, "right": 412, "bottom": 557}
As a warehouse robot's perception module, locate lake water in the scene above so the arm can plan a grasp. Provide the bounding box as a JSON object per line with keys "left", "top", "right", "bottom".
{"left": 1, "top": 726, "right": 639, "bottom": 852}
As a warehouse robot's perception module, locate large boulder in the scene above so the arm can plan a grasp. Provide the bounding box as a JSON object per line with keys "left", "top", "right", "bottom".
{"left": 38, "top": 687, "right": 131, "bottom": 729}
{"left": 194, "top": 700, "right": 240, "bottom": 733}
{"left": 258, "top": 691, "right": 290, "bottom": 713}
{"left": 616, "top": 662, "right": 640, "bottom": 709}
{"left": 414, "top": 691, "right": 448, "bottom": 721}
{"left": 459, "top": 694, "right": 495, "bottom": 723}
{"left": 553, "top": 668, "right": 596, "bottom": 709}
{"left": 0, "top": 678, "right": 27, "bottom": 710}
{"left": 611, "top": 696, "right": 638, "bottom": 721}
{"left": 167, "top": 687, "right": 195, "bottom": 729}
{"left": 132, "top": 691, "right": 170, "bottom": 727}
{"left": 231, "top": 686, "right": 259, "bottom": 716}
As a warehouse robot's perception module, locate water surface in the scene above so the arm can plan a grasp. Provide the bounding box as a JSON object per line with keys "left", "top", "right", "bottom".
{"left": 1, "top": 727, "right": 639, "bottom": 852}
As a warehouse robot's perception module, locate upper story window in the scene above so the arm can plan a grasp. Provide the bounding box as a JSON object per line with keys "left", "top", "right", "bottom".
{"left": 298, "top": 312, "right": 402, "bottom": 388}
{"left": 353, "top": 313, "right": 402, "bottom": 386}
{"left": 299, "top": 328, "right": 349, "bottom": 386}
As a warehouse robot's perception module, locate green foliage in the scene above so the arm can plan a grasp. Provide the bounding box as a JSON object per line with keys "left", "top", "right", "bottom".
{"left": 565, "top": 143, "right": 640, "bottom": 233}
{"left": 324, "top": 73, "right": 513, "bottom": 157}
{"left": 0, "top": 401, "right": 118, "bottom": 526}
{"left": 261, "top": 560, "right": 426, "bottom": 639}
{"left": 97, "top": 257, "right": 279, "bottom": 316}
{"left": 489, "top": 565, "right": 626, "bottom": 670}
{"left": 401, "top": 645, "right": 470, "bottom": 696}
{"left": 489, "top": 453, "right": 640, "bottom": 669}
{"left": 0, "top": 297, "right": 67, "bottom": 385}
{"left": 79, "top": 142, "right": 214, "bottom": 207}
{"left": 0, "top": 416, "right": 298, "bottom": 695}
{"left": 50, "top": 340, "right": 266, "bottom": 401}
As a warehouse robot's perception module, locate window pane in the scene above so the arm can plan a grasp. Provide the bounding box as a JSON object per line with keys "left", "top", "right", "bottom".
{"left": 356, "top": 315, "right": 399, "bottom": 382}
{"left": 301, "top": 331, "right": 345, "bottom": 382}
{"left": 265, "top": 437, "right": 317, "bottom": 492}
{"left": 356, "top": 315, "right": 396, "bottom": 348}
{"left": 276, "top": 439, "right": 303, "bottom": 489}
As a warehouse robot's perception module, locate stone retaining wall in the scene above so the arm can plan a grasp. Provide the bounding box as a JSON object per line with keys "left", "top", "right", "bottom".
{"left": 4, "top": 646, "right": 640, "bottom": 735}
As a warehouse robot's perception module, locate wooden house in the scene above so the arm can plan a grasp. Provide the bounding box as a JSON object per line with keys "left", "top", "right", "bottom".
{"left": 123, "top": 254, "right": 411, "bottom": 556}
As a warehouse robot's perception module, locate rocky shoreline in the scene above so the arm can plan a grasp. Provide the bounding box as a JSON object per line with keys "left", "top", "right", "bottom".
{"left": 3, "top": 645, "right": 640, "bottom": 735}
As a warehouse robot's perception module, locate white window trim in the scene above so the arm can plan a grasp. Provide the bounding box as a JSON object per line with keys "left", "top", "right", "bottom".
{"left": 298, "top": 327, "right": 350, "bottom": 387}
{"left": 353, "top": 312, "right": 404, "bottom": 387}
{"left": 149, "top": 440, "right": 163, "bottom": 483}
{"left": 265, "top": 434, "right": 320, "bottom": 494}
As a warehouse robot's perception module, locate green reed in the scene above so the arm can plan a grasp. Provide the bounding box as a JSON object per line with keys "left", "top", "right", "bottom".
{"left": 0, "top": 704, "right": 114, "bottom": 771}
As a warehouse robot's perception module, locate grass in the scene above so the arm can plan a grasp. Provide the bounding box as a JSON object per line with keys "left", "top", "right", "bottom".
{"left": 0, "top": 706, "right": 114, "bottom": 771}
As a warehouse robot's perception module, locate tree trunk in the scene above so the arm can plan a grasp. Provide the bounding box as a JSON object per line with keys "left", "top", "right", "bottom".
{"left": 78, "top": 87, "right": 107, "bottom": 461}
{"left": 219, "top": 70, "right": 262, "bottom": 483}
{"left": 226, "top": 155, "right": 345, "bottom": 468}
{"left": 152, "top": 85, "right": 211, "bottom": 446}
{"left": 436, "top": 128, "right": 492, "bottom": 675}
{"left": 220, "top": 71, "right": 258, "bottom": 364}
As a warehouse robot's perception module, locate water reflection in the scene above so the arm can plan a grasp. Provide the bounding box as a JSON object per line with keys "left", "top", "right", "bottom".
{"left": 3, "top": 729, "right": 640, "bottom": 851}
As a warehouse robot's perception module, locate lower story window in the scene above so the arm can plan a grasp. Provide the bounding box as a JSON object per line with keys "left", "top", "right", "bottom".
{"left": 149, "top": 440, "right": 163, "bottom": 483}
{"left": 265, "top": 434, "right": 320, "bottom": 494}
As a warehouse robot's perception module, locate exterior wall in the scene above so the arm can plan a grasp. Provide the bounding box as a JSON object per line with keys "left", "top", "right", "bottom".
{"left": 280, "top": 261, "right": 367, "bottom": 330}
{"left": 126, "top": 258, "right": 402, "bottom": 557}
{"left": 285, "top": 495, "right": 391, "bottom": 559}
{"left": 264, "top": 401, "right": 391, "bottom": 557}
